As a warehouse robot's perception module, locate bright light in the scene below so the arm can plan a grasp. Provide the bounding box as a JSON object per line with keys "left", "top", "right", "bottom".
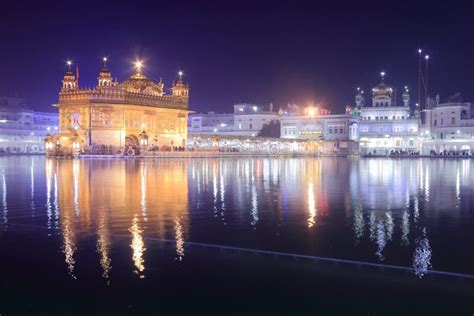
{"left": 213, "top": 128, "right": 218, "bottom": 132}
{"left": 380, "top": 71, "right": 386, "bottom": 78}
{"left": 305, "top": 106, "right": 318, "bottom": 118}
{"left": 178, "top": 70, "right": 183, "bottom": 77}
{"left": 220, "top": 123, "right": 227, "bottom": 127}
{"left": 103, "top": 57, "right": 108, "bottom": 62}
{"left": 253, "top": 106, "right": 258, "bottom": 112}
{"left": 66, "top": 60, "right": 72, "bottom": 66}
{"left": 0, "top": 119, "right": 7, "bottom": 123}
{"left": 134, "top": 60, "right": 143, "bottom": 71}
{"left": 54, "top": 126, "right": 58, "bottom": 130}
{"left": 425, "top": 55, "right": 429, "bottom": 60}
{"left": 47, "top": 127, "right": 51, "bottom": 131}
{"left": 418, "top": 49, "right": 422, "bottom": 54}
{"left": 457, "top": 130, "right": 460, "bottom": 134}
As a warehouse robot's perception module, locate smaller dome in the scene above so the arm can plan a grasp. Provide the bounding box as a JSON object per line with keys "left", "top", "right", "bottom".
{"left": 372, "top": 82, "right": 393, "bottom": 97}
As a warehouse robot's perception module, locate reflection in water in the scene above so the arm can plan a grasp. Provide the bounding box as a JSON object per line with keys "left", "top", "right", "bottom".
{"left": 413, "top": 228, "right": 432, "bottom": 278}
{"left": 2, "top": 157, "right": 471, "bottom": 281}
{"left": 130, "top": 216, "right": 146, "bottom": 277}
{"left": 97, "top": 207, "right": 111, "bottom": 280}
{"left": 250, "top": 183, "right": 258, "bottom": 226}
{"left": 352, "top": 203, "right": 364, "bottom": 244}
{"left": 30, "top": 159, "right": 35, "bottom": 213}
{"left": 375, "top": 221, "right": 386, "bottom": 261}
{"left": 401, "top": 209, "right": 410, "bottom": 246}
{"left": 175, "top": 217, "right": 185, "bottom": 261}
{"left": 307, "top": 180, "right": 316, "bottom": 228}
{"left": 2, "top": 170, "right": 7, "bottom": 229}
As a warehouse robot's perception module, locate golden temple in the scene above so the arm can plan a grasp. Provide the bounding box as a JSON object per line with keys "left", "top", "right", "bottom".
{"left": 46, "top": 58, "right": 190, "bottom": 156}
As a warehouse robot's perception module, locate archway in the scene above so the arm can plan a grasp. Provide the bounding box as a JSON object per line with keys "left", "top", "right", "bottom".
{"left": 125, "top": 135, "right": 139, "bottom": 155}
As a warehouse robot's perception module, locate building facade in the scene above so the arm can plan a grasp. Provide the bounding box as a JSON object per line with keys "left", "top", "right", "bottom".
{"left": 356, "top": 75, "right": 419, "bottom": 155}
{"left": 420, "top": 98, "right": 474, "bottom": 155}
{"left": 0, "top": 97, "right": 58, "bottom": 154}
{"left": 280, "top": 106, "right": 360, "bottom": 155}
{"left": 47, "top": 60, "right": 190, "bottom": 155}
{"left": 188, "top": 103, "right": 279, "bottom": 137}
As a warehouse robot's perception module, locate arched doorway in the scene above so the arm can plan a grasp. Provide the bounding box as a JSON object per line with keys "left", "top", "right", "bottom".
{"left": 125, "top": 135, "right": 139, "bottom": 155}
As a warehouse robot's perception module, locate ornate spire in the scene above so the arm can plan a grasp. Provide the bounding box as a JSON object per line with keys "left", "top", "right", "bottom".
{"left": 171, "top": 70, "right": 189, "bottom": 98}
{"left": 62, "top": 60, "right": 77, "bottom": 90}
{"left": 98, "top": 57, "right": 112, "bottom": 87}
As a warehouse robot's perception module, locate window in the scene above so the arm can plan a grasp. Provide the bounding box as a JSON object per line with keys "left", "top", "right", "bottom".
{"left": 384, "top": 116, "right": 388, "bottom": 120}
{"left": 249, "top": 123, "right": 253, "bottom": 129}
{"left": 339, "top": 128, "right": 344, "bottom": 134}
{"left": 441, "top": 118, "right": 443, "bottom": 125}
{"left": 329, "top": 127, "right": 333, "bottom": 134}
{"left": 434, "top": 119, "right": 437, "bottom": 126}
{"left": 451, "top": 117, "right": 455, "bottom": 124}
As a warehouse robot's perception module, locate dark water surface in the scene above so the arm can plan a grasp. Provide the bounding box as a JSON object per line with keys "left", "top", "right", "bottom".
{"left": 0, "top": 156, "right": 473, "bottom": 315}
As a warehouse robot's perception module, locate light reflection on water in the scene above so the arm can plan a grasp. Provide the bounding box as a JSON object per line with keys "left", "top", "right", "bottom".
{"left": 0, "top": 156, "right": 473, "bottom": 280}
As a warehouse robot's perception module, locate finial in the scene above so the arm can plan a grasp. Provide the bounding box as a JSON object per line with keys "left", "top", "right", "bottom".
{"left": 134, "top": 59, "right": 143, "bottom": 73}
{"left": 66, "top": 59, "right": 73, "bottom": 71}
{"left": 178, "top": 70, "right": 184, "bottom": 80}
{"left": 380, "top": 71, "right": 386, "bottom": 81}
{"left": 102, "top": 56, "right": 108, "bottom": 68}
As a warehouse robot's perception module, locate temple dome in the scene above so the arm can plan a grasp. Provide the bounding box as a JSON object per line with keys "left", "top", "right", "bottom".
{"left": 372, "top": 82, "right": 393, "bottom": 97}
{"left": 121, "top": 71, "right": 163, "bottom": 96}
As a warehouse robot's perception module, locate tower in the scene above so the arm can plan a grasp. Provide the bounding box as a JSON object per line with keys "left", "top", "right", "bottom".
{"left": 402, "top": 86, "right": 410, "bottom": 107}
{"left": 171, "top": 71, "right": 189, "bottom": 98}
{"left": 62, "top": 60, "right": 77, "bottom": 90}
{"left": 355, "top": 87, "right": 365, "bottom": 108}
{"left": 97, "top": 57, "right": 112, "bottom": 87}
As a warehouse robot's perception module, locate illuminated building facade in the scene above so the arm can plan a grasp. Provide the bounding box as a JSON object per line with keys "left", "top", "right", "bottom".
{"left": 279, "top": 106, "right": 360, "bottom": 155}
{"left": 188, "top": 103, "right": 279, "bottom": 137}
{"left": 47, "top": 59, "right": 190, "bottom": 155}
{"left": 0, "top": 97, "right": 58, "bottom": 154}
{"left": 356, "top": 73, "right": 419, "bottom": 155}
{"left": 420, "top": 97, "right": 474, "bottom": 154}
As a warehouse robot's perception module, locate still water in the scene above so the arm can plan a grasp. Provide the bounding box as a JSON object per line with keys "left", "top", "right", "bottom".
{"left": 0, "top": 156, "right": 473, "bottom": 314}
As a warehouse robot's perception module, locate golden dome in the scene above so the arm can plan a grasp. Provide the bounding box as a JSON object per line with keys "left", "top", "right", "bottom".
{"left": 372, "top": 82, "right": 393, "bottom": 97}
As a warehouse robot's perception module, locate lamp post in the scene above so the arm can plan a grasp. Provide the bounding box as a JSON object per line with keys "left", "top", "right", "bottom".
{"left": 139, "top": 129, "right": 149, "bottom": 155}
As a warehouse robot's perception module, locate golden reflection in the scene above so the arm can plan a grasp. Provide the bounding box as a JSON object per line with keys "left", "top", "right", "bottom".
{"left": 97, "top": 206, "right": 111, "bottom": 280}
{"left": 130, "top": 215, "right": 146, "bottom": 277}
{"left": 174, "top": 217, "right": 185, "bottom": 260}
{"left": 307, "top": 179, "right": 316, "bottom": 228}
{"left": 54, "top": 158, "right": 189, "bottom": 280}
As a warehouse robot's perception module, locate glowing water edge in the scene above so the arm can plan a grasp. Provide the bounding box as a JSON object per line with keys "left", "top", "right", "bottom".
{"left": 0, "top": 156, "right": 473, "bottom": 314}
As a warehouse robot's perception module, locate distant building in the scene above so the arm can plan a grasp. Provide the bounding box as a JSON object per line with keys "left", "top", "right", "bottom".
{"left": 188, "top": 103, "right": 279, "bottom": 137}
{"left": 279, "top": 106, "right": 360, "bottom": 155}
{"left": 356, "top": 73, "right": 419, "bottom": 155}
{"left": 0, "top": 97, "right": 58, "bottom": 154}
{"left": 420, "top": 96, "right": 474, "bottom": 154}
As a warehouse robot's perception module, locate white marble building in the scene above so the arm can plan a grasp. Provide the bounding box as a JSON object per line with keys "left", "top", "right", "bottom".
{"left": 420, "top": 97, "right": 474, "bottom": 155}
{"left": 0, "top": 97, "right": 59, "bottom": 154}
{"left": 188, "top": 103, "right": 279, "bottom": 137}
{"left": 356, "top": 74, "right": 419, "bottom": 155}
{"left": 280, "top": 106, "right": 360, "bottom": 155}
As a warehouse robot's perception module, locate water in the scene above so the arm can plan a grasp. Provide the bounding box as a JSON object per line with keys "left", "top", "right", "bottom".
{"left": 0, "top": 156, "right": 473, "bottom": 314}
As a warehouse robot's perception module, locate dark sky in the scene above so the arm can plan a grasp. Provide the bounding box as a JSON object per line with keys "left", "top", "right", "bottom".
{"left": 0, "top": 0, "right": 472, "bottom": 113}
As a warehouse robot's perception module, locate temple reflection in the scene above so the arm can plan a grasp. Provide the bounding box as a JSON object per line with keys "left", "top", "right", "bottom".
{"left": 53, "top": 158, "right": 189, "bottom": 279}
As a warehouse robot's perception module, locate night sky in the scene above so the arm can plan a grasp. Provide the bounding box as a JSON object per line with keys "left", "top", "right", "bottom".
{"left": 1, "top": 0, "right": 472, "bottom": 114}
